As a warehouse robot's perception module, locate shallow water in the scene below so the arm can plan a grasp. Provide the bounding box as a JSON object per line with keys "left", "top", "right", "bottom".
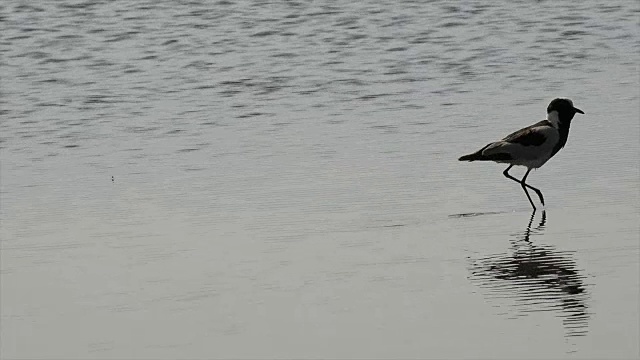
{"left": 1, "top": 0, "right": 639, "bottom": 358}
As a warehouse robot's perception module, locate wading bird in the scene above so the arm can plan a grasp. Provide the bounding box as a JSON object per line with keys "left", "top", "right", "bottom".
{"left": 459, "top": 98, "right": 584, "bottom": 210}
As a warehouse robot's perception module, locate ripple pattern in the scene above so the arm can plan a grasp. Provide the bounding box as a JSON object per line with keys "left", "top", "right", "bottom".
{"left": 469, "top": 212, "right": 590, "bottom": 338}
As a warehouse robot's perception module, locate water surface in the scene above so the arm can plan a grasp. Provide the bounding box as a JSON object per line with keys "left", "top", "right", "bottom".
{"left": 1, "top": 0, "right": 639, "bottom": 358}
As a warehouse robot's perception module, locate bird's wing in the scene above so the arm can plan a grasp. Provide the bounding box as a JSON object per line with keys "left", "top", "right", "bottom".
{"left": 482, "top": 120, "right": 558, "bottom": 160}
{"left": 502, "top": 120, "right": 553, "bottom": 145}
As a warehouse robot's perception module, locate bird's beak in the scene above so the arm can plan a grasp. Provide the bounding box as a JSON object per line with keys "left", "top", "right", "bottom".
{"left": 574, "top": 107, "right": 584, "bottom": 114}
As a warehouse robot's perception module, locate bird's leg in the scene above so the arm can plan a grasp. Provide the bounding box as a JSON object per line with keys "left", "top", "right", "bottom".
{"left": 521, "top": 168, "right": 545, "bottom": 207}
{"left": 503, "top": 166, "right": 546, "bottom": 207}
{"left": 502, "top": 165, "right": 519, "bottom": 183}
{"left": 519, "top": 169, "right": 537, "bottom": 210}
{"left": 503, "top": 165, "right": 536, "bottom": 210}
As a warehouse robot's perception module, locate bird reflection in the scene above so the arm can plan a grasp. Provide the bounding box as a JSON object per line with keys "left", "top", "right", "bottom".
{"left": 469, "top": 210, "right": 590, "bottom": 337}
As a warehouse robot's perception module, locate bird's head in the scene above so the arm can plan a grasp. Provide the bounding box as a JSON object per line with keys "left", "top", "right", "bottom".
{"left": 547, "top": 98, "right": 584, "bottom": 123}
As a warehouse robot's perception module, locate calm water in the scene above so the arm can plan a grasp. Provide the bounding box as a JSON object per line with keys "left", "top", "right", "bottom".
{"left": 1, "top": 0, "right": 639, "bottom": 358}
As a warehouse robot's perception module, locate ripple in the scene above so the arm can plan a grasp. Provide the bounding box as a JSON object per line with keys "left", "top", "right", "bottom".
{"left": 468, "top": 211, "right": 590, "bottom": 338}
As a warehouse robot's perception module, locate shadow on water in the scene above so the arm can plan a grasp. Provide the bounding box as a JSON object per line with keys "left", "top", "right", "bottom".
{"left": 448, "top": 211, "right": 507, "bottom": 218}
{"left": 468, "top": 210, "right": 590, "bottom": 338}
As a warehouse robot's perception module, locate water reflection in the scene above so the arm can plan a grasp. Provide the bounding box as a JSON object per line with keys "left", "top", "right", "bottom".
{"left": 469, "top": 211, "right": 590, "bottom": 337}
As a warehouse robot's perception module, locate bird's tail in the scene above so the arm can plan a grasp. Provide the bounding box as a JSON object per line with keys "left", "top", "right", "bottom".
{"left": 459, "top": 143, "right": 513, "bottom": 162}
{"left": 458, "top": 151, "right": 485, "bottom": 161}
{"left": 459, "top": 143, "right": 505, "bottom": 162}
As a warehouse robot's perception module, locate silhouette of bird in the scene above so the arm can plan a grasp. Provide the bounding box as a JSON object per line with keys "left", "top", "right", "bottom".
{"left": 459, "top": 98, "right": 584, "bottom": 210}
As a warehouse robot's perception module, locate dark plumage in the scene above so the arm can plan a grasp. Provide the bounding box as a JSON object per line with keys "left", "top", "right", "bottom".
{"left": 459, "top": 98, "right": 584, "bottom": 210}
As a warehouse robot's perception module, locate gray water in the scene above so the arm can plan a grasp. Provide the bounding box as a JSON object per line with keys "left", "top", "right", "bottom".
{"left": 1, "top": 0, "right": 639, "bottom": 358}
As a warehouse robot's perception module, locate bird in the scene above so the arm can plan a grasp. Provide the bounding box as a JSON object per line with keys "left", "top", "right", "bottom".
{"left": 458, "top": 98, "right": 584, "bottom": 210}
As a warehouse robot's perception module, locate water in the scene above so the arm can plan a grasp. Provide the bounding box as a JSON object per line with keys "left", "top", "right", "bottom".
{"left": 1, "top": 0, "right": 639, "bottom": 358}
